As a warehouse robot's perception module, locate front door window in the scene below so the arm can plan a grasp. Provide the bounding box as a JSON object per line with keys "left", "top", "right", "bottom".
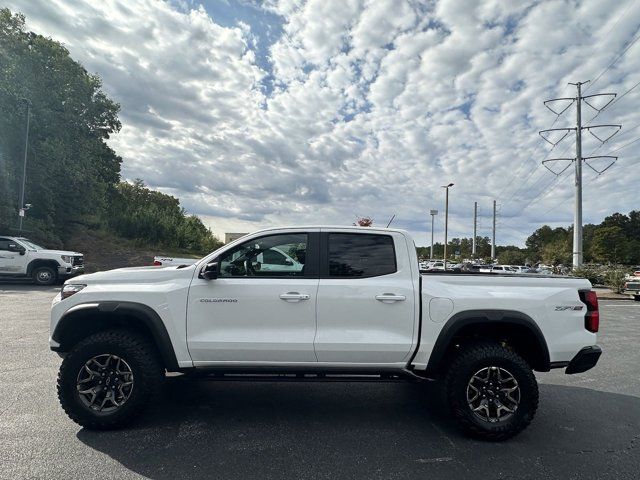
{"left": 218, "top": 233, "right": 307, "bottom": 277}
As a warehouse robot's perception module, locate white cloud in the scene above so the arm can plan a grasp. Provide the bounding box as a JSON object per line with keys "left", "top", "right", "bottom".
{"left": 5, "top": 0, "right": 640, "bottom": 245}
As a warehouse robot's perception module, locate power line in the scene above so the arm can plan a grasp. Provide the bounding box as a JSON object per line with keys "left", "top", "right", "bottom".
{"left": 604, "top": 78, "right": 640, "bottom": 110}
{"left": 597, "top": 0, "right": 639, "bottom": 42}
{"left": 502, "top": 138, "right": 567, "bottom": 206}
{"left": 584, "top": 28, "right": 640, "bottom": 93}
{"left": 584, "top": 78, "right": 640, "bottom": 125}
{"left": 608, "top": 134, "right": 640, "bottom": 153}
{"left": 501, "top": 127, "right": 606, "bottom": 224}
{"left": 509, "top": 173, "right": 563, "bottom": 219}
{"left": 496, "top": 85, "right": 575, "bottom": 203}
{"left": 526, "top": 136, "right": 608, "bottom": 217}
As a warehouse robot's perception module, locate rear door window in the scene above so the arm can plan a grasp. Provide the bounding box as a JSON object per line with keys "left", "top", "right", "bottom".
{"left": 327, "top": 233, "right": 396, "bottom": 278}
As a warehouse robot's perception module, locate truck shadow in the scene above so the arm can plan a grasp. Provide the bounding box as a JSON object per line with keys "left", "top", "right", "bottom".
{"left": 0, "top": 282, "right": 59, "bottom": 293}
{"left": 76, "top": 378, "right": 640, "bottom": 480}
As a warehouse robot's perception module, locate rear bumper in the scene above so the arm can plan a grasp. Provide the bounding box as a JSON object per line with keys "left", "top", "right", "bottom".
{"left": 565, "top": 345, "right": 602, "bottom": 374}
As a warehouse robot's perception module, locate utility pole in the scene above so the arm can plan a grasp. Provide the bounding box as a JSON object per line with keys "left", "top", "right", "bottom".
{"left": 18, "top": 98, "right": 31, "bottom": 232}
{"left": 540, "top": 81, "right": 620, "bottom": 268}
{"left": 491, "top": 200, "right": 496, "bottom": 261}
{"left": 574, "top": 82, "right": 584, "bottom": 269}
{"left": 442, "top": 183, "right": 454, "bottom": 270}
{"left": 472, "top": 202, "right": 477, "bottom": 258}
{"left": 429, "top": 209, "right": 438, "bottom": 260}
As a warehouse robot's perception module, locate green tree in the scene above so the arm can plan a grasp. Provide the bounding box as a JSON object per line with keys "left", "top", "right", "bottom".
{"left": 498, "top": 249, "right": 527, "bottom": 265}
{"left": 541, "top": 237, "right": 571, "bottom": 265}
{"left": 590, "top": 226, "right": 627, "bottom": 264}
{"left": 0, "top": 8, "right": 121, "bottom": 240}
{"left": 107, "top": 180, "right": 222, "bottom": 253}
{"left": 526, "top": 226, "right": 570, "bottom": 261}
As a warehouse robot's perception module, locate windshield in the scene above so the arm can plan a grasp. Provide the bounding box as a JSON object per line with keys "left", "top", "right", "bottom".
{"left": 17, "top": 238, "right": 45, "bottom": 250}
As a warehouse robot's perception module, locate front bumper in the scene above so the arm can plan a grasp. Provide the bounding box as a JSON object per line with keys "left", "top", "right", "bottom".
{"left": 58, "top": 265, "right": 84, "bottom": 277}
{"left": 565, "top": 345, "right": 602, "bottom": 374}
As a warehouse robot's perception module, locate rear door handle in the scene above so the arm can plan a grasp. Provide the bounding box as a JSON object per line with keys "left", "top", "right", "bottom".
{"left": 279, "top": 292, "right": 310, "bottom": 302}
{"left": 375, "top": 294, "right": 406, "bottom": 303}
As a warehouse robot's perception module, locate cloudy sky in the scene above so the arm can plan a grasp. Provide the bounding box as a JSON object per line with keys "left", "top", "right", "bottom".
{"left": 5, "top": 0, "right": 640, "bottom": 245}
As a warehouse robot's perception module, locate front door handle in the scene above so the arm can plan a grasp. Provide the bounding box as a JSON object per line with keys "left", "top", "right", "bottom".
{"left": 375, "top": 294, "right": 406, "bottom": 303}
{"left": 279, "top": 292, "right": 310, "bottom": 302}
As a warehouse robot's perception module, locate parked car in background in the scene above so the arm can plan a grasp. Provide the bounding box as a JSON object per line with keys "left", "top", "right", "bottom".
{"left": 0, "top": 236, "right": 83, "bottom": 285}
{"left": 425, "top": 261, "right": 445, "bottom": 271}
{"left": 509, "top": 266, "right": 532, "bottom": 274}
{"left": 623, "top": 277, "right": 640, "bottom": 301}
{"left": 489, "top": 265, "right": 516, "bottom": 274}
{"left": 467, "top": 264, "right": 488, "bottom": 272}
{"left": 535, "top": 268, "right": 554, "bottom": 275}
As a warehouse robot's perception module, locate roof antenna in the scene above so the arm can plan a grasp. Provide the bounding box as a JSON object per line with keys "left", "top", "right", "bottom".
{"left": 386, "top": 214, "right": 396, "bottom": 228}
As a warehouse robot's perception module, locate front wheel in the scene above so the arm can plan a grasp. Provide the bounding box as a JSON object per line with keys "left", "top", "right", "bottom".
{"left": 32, "top": 266, "right": 57, "bottom": 285}
{"left": 444, "top": 342, "right": 538, "bottom": 441}
{"left": 57, "top": 329, "right": 164, "bottom": 429}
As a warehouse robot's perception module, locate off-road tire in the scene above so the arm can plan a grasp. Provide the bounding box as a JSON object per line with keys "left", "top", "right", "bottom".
{"left": 444, "top": 342, "right": 539, "bottom": 441}
{"left": 32, "top": 266, "right": 57, "bottom": 285}
{"left": 57, "top": 329, "right": 164, "bottom": 430}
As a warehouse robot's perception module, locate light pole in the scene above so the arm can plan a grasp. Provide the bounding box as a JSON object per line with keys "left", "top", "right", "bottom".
{"left": 442, "top": 183, "right": 454, "bottom": 270}
{"left": 19, "top": 98, "right": 31, "bottom": 232}
{"left": 429, "top": 209, "right": 438, "bottom": 260}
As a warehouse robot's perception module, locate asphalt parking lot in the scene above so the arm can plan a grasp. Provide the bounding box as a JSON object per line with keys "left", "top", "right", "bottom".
{"left": 0, "top": 285, "right": 639, "bottom": 480}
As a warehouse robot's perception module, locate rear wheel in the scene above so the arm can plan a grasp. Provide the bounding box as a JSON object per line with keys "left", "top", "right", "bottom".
{"left": 32, "top": 266, "right": 56, "bottom": 285}
{"left": 57, "top": 329, "right": 164, "bottom": 429}
{"left": 444, "top": 342, "right": 538, "bottom": 441}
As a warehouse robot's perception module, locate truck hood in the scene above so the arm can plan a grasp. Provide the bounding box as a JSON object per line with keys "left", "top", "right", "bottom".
{"left": 67, "top": 264, "right": 196, "bottom": 284}
{"left": 34, "top": 249, "right": 83, "bottom": 256}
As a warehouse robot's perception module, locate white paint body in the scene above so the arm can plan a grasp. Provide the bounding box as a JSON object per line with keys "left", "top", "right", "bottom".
{"left": 50, "top": 227, "right": 596, "bottom": 371}
{"left": 0, "top": 235, "right": 84, "bottom": 278}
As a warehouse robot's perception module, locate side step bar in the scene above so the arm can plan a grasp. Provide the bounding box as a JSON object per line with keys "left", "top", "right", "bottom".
{"left": 183, "top": 370, "right": 431, "bottom": 383}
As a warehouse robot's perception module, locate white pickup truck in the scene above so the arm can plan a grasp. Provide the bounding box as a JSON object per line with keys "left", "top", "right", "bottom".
{"left": 0, "top": 235, "right": 84, "bottom": 285}
{"left": 50, "top": 226, "right": 601, "bottom": 440}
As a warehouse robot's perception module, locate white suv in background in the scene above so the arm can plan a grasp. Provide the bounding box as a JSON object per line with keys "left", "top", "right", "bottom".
{"left": 0, "top": 236, "right": 84, "bottom": 285}
{"left": 490, "top": 265, "right": 516, "bottom": 274}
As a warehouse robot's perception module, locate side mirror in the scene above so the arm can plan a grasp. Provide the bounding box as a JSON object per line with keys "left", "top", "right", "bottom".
{"left": 200, "top": 261, "right": 219, "bottom": 280}
{"left": 8, "top": 244, "right": 25, "bottom": 255}
{"left": 284, "top": 259, "right": 294, "bottom": 266}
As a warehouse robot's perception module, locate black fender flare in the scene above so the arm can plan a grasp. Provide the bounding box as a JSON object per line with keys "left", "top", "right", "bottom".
{"left": 424, "top": 309, "right": 551, "bottom": 375}
{"left": 52, "top": 301, "right": 180, "bottom": 371}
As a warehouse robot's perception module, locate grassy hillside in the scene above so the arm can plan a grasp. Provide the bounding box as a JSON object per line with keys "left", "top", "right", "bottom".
{"left": 66, "top": 227, "right": 204, "bottom": 273}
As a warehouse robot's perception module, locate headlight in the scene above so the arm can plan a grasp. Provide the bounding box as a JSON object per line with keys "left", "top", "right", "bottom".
{"left": 61, "top": 255, "right": 72, "bottom": 263}
{"left": 61, "top": 284, "right": 86, "bottom": 300}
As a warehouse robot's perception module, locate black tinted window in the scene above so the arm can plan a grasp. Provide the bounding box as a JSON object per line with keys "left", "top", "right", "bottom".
{"left": 0, "top": 238, "right": 12, "bottom": 251}
{"left": 328, "top": 233, "right": 396, "bottom": 278}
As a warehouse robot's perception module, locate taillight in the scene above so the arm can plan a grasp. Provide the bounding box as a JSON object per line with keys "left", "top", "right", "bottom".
{"left": 153, "top": 260, "right": 162, "bottom": 266}
{"left": 579, "top": 290, "right": 599, "bottom": 333}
